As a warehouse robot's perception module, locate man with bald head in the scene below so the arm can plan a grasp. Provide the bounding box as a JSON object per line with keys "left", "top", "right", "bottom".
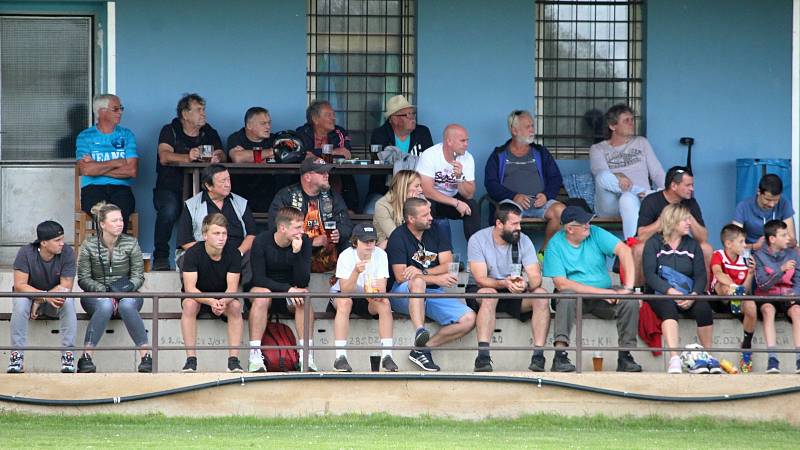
{"left": 416, "top": 124, "right": 480, "bottom": 240}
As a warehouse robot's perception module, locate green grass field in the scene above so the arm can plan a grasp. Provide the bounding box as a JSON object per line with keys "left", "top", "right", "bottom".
{"left": 0, "top": 412, "right": 797, "bottom": 448}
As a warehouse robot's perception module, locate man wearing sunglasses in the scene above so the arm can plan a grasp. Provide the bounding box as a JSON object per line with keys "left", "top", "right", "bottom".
{"left": 76, "top": 93, "right": 138, "bottom": 232}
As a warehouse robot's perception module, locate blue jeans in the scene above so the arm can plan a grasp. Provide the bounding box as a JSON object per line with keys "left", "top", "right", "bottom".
{"left": 152, "top": 188, "right": 182, "bottom": 260}
{"left": 11, "top": 297, "right": 76, "bottom": 356}
{"left": 595, "top": 187, "right": 641, "bottom": 239}
{"left": 81, "top": 297, "right": 148, "bottom": 348}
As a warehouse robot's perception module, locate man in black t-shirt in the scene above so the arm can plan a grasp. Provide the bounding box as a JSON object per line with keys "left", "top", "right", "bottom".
{"left": 180, "top": 213, "right": 244, "bottom": 373}
{"left": 632, "top": 166, "right": 712, "bottom": 286}
{"left": 386, "top": 197, "right": 476, "bottom": 372}
{"left": 152, "top": 93, "right": 225, "bottom": 271}
{"left": 249, "top": 207, "right": 314, "bottom": 371}
{"left": 226, "top": 106, "right": 278, "bottom": 212}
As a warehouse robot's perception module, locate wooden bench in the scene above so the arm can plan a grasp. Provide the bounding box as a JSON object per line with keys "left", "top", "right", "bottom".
{"left": 478, "top": 191, "right": 622, "bottom": 231}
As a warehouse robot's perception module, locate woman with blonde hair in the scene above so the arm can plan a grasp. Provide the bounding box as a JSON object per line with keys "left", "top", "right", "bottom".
{"left": 77, "top": 202, "right": 150, "bottom": 373}
{"left": 642, "top": 202, "right": 713, "bottom": 374}
{"left": 372, "top": 170, "right": 423, "bottom": 248}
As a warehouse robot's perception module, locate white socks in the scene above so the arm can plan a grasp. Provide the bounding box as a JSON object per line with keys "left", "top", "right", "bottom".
{"left": 297, "top": 339, "right": 315, "bottom": 365}
{"left": 335, "top": 340, "right": 347, "bottom": 358}
{"left": 381, "top": 338, "right": 393, "bottom": 358}
{"left": 249, "top": 340, "right": 261, "bottom": 362}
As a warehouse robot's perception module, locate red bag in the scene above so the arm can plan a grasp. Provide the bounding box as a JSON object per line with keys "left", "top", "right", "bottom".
{"left": 260, "top": 320, "right": 299, "bottom": 372}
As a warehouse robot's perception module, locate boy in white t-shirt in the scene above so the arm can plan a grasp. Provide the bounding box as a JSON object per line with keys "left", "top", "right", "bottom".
{"left": 416, "top": 124, "right": 481, "bottom": 241}
{"left": 330, "top": 224, "right": 398, "bottom": 372}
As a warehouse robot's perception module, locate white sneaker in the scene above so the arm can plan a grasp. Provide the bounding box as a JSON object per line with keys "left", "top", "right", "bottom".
{"left": 668, "top": 356, "right": 682, "bottom": 374}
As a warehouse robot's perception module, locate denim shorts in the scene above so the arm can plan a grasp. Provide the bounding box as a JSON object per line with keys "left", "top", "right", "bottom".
{"left": 522, "top": 199, "right": 557, "bottom": 218}
{"left": 389, "top": 281, "right": 471, "bottom": 326}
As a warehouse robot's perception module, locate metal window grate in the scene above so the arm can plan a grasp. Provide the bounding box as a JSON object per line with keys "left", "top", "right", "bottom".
{"left": 307, "top": 0, "right": 416, "bottom": 158}
{"left": 0, "top": 15, "right": 92, "bottom": 160}
{"left": 535, "top": 0, "right": 643, "bottom": 159}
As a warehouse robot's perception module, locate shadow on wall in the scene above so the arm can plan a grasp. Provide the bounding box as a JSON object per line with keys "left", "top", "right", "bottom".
{"left": 55, "top": 103, "right": 89, "bottom": 159}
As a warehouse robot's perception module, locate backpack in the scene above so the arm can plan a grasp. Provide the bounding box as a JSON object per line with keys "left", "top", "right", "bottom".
{"left": 260, "top": 319, "right": 299, "bottom": 372}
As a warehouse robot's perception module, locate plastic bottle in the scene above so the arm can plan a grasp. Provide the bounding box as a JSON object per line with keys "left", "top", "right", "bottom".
{"left": 720, "top": 359, "right": 738, "bottom": 374}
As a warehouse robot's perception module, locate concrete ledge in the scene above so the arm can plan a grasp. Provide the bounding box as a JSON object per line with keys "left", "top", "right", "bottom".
{"left": 1, "top": 372, "right": 799, "bottom": 424}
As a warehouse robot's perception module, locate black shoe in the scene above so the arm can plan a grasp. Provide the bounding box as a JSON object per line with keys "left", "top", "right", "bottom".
{"left": 474, "top": 354, "right": 493, "bottom": 372}
{"left": 616, "top": 352, "right": 642, "bottom": 372}
{"left": 414, "top": 328, "right": 430, "bottom": 348}
{"left": 381, "top": 355, "right": 399, "bottom": 372}
{"left": 333, "top": 355, "right": 353, "bottom": 372}
{"left": 551, "top": 352, "right": 576, "bottom": 372}
{"left": 409, "top": 350, "right": 440, "bottom": 372}
{"left": 152, "top": 258, "right": 171, "bottom": 271}
{"left": 182, "top": 357, "right": 197, "bottom": 372}
{"left": 77, "top": 354, "right": 96, "bottom": 373}
{"left": 138, "top": 353, "right": 153, "bottom": 373}
{"left": 227, "top": 356, "right": 244, "bottom": 373}
{"left": 528, "top": 353, "right": 546, "bottom": 372}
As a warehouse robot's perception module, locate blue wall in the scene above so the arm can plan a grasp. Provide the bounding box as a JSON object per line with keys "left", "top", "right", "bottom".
{"left": 20, "top": 0, "right": 790, "bottom": 256}
{"left": 646, "top": 0, "right": 793, "bottom": 246}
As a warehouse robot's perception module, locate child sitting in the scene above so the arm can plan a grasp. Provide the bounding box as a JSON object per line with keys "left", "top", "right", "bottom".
{"left": 709, "top": 224, "right": 756, "bottom": 372}
{"left": 753, "top": 219, "right": 800, "bottom": 374}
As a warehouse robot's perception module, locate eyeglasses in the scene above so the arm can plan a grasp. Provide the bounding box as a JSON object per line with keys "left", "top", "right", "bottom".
{"left": 104, "top": 106, "right": 125, "bottom": 113}
{"left": 395, "top": 112, "right": 416, "bottom": 119}
{"left": 566, "top": 222, "right": 590, "bottom": 229}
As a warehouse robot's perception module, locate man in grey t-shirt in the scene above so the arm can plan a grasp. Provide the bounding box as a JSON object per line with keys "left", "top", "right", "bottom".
{"left": 8, "top": 221, "right": 77, "bottom": 374}
{"left": 466, "top": 201, "right": 552, "bottom": 372}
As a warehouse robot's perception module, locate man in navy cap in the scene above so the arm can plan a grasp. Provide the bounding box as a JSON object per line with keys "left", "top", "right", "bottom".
{"left": 8, "top": 221, "right": 77, "bottom": 373}
{"left": 543, "top": 206, "right": 641, "bottom": 373}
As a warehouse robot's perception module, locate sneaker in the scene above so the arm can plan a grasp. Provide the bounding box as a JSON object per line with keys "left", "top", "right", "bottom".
{"left": 551, "top": 352, "right": 576, "bottom": 372}
{"left": 182, "top": 357, "right": 198, "bottom": 372}
{"left": 409, "top": 350, "right": 440, "bottom": 372}
{"left": 688, "top": 359, "right": 710, "bottom": 374}
{"left": 138, "top": 353, "right": 153, "bottom": 373}
{"left": 152, "top": 258, "right": 171, "bottom": 271}
{"left": 414, "top": 328, "right": 430, "bottom": 348}
{"left": 739, "top": 351, "right": 753, "bottom": 373}
{"left": 528, "top": 353, "right": 546, "bottom": 372}
{"left": 616, "top": 352, "right": 643, "bottom": 372}
{"left": 667, "top": 356, "right": 683, "bottom": 374}
{"left": 766, "top": 356, "right": 781, "bottom": 374}
{"left": 248, "top": 358, "right": 267, "bottom": 373}
{"left": 333, "top": 355, "right": 353, "bottom": 372}
{"left": 381, "top": 355, "right": 399, "bottom": 372}
{"left": 227, "top": 356, "right": 244, "bottom": 373}
{"left": 60, "top": 351, "right": 75, "bottom": 373}
{"left": 6, "top": 351, "right": 23, "bottom": 374}
{"left": 77, "top": 353, "right": 96, "bottom": 373}
{"left": 707, "top": 357, "right": 723, "bottom": 374}
{"left": 474, "top": 354, "right": 493, "bottom": 372}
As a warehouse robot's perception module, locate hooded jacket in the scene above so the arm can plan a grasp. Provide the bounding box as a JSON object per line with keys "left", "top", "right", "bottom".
{"left": 484, "top": 140, "right": 563, "bottom": 202}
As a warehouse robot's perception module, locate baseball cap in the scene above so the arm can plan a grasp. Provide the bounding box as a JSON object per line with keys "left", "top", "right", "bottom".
{"left": 352, "top": 223, "right": 378, "bottom": 242}
{"left": 300, "top": 156, "right": 334, "bottom": 174}
{"left": 32, "top": 220, "right": 64, "bottom": 245}
{"left": 560, "top": 205, "right": 595, "bottom": 225}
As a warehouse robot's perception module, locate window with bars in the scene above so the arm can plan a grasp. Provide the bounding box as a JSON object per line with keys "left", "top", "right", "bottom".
{"left": 0, "top": 15, "right": 93, "bottom": 160}
{"left": 535, "top": 0, "right": 643, "bottom": 159}
{"left": 307, "top": 0, "right": 415, "bottom": 158}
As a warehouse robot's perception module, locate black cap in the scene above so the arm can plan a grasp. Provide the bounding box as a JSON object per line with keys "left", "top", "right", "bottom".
{"left": 300, "top": 156, "right": 334, "bottom": 174}
{"left": 560, "top": 205, "right": 594, "bottom": 225}
{"left": 33, "top": 220, "right": 64, "bottom": 245}
{"left": 352, "top": 223, "right": 378, "bottom": 241}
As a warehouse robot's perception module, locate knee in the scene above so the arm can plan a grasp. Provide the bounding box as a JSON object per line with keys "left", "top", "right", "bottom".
{"left": 409, "top": 277, "right": 426, "bottom": 292}
{"left": 117, "top": 299, "right": 141, "bottom": 315}
{"left": 480, "top": 298, "right": 499, "bottom": 311}
{"left": 547, "top": 202, "right": 565, "bottom": 220}
{"left": 335, "top": 298, "right": 353, "bottom": 313}
{"left": 460, "top": 311, "right": 477, "bottom": 329}
{"left": 93, "top": 300, "right": 115, "bottom": 317}
{"left": 12, "top": 298, "right": 31, "bottom": 316}
{"left": 227, "top": 301, "right": 243, "bottom": 316}
{"left": 632, "top": 243, "right": 644, "bottom": 259}
{"left": 182, "top": 299, "right": 201, "bottom": 316}
{"left": 761, "top": 303, "right": 776, "bottom": 316}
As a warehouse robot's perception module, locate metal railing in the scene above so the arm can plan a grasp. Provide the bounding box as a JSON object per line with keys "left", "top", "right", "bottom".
{"left": 2, "top": 291, "right": 796, "bottom": 373}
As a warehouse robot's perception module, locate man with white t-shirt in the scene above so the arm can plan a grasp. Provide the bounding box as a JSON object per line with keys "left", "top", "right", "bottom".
{"left": 329, "top": 224, "right": 398, "bottom": 372}
{"left": 416, "top": 124, "right": 480, "bottom": 241}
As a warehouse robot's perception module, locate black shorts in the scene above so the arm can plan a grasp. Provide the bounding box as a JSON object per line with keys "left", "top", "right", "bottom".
{"left": 244, "top": 297, "right": 293, "bottom": 317}
{"left": 465, "top": 285, "right": 531, "bottom": 322}
{"left": 326, "top": 297, "right": 379, "bottom": 319}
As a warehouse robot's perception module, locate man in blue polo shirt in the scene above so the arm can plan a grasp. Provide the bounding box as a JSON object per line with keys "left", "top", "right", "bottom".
{"left": 76, "top": 94, "right": 138, "bottom": 232}
{"left": 733, "top": 174, "right": 796, "bottom": 250}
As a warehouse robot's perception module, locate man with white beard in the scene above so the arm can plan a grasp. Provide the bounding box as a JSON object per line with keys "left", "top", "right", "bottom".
{"left": 484, "top": 110, "right": 566, "bottom": 253}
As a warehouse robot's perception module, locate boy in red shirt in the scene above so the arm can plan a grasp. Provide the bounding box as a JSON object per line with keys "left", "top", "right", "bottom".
{"left": 710, "top": 224, "right": 756, "bottom": 372}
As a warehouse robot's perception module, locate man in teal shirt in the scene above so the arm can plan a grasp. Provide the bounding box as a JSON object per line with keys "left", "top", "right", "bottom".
{"left": 76, "top": 94, "right": 138, "bottom": 232}
{"left": 543, "top": 206, "right": 641, "bottom": 372}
